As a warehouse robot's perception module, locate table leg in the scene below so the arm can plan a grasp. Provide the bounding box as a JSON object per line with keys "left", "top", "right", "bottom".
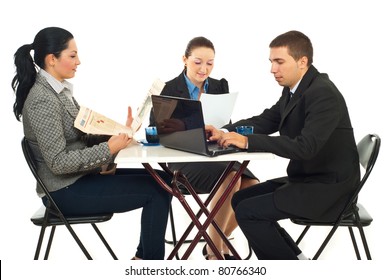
{"left": 167, "top": 170, "right": 226, "bottom": 260}
{"left": 179, "top": 160, "right": 249, "bottom": 259}
{"left": 199, "top": 160, "right": 249, "bottom": 259}
{"left": 142, "top": 160, "right": 250, "bottom": 260}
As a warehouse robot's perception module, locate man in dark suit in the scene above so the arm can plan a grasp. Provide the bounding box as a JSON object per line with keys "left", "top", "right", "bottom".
{"left": 206, "top": 30, "right": 360, "bottom": 260}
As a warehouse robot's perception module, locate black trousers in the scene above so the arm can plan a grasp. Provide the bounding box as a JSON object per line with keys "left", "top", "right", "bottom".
{"left": 231, "top": 180, "right": 301, "bottom": 260}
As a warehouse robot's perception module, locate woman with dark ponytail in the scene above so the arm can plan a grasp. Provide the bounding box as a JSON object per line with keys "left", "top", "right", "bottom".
{"left": 12, "top": 27, "right": 172, "bottom": 260}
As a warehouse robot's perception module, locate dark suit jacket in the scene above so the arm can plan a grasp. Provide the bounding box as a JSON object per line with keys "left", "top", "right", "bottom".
{"left": 149, "top": 71, "right": 229, "bottom": 125}
{"left": 224, "top": 65, "right": 360, "bottom": 221}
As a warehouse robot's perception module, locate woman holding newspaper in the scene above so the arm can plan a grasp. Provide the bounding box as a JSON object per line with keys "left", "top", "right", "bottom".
{"left": 12, "top": 27, "right": 172, "bottom": 260}
{"left": 149, "top": 36, "right": 260, "bottom": 260}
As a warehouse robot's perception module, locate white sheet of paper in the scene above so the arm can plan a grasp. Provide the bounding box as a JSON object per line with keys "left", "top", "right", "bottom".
{"left": 200, "top": 92, "right": 238, "bottom": 128}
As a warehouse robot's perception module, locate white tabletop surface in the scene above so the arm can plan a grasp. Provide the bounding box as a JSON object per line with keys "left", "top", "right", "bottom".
{"left": 115, "top": 139, "right": 274, "bottom": 164}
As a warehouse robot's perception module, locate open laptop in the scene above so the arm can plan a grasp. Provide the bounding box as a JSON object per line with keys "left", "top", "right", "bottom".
{"left": 151, "top": 95, "right": 244, "bottom": 157}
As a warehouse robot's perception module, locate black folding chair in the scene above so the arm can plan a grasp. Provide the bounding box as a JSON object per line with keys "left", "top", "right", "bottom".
{"left": 22, "top": 137, "right": 118, "bottom": 260}
{"left": 291, "top": 133, "right": 380, "bottom": 260}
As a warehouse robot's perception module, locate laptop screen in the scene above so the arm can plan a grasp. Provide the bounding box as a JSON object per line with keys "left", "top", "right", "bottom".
{"left": 151, "top": 94, "right": 245, "bottom": 156}
{"left": 151, "top": 95, "right": 210, "bottom": 155}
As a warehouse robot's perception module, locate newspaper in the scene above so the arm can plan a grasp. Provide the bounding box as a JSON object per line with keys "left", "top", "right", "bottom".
{"left": 74, "top": 79, "right": 165, "bottom": 137}
{"left": 74, "top": 106, "right": 134, "bottom": 136}
{"left": 131, "top": 78, "right": 165, "bottom": 132}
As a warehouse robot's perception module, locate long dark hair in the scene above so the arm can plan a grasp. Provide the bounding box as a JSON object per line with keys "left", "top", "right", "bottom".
{"left": 12, "top": 27, "right": 74, "bottom": 121}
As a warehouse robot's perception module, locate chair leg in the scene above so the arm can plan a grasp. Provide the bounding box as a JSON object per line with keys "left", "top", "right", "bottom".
{"left": 44, "top": 226, "right": 56, "bottom": 260}
{"left": 348, "top": 227, "right": 361, "bottom": 260}
{"left": 168, "top": 204, "right": 177, "bottom": 245}
{"left": 354, "top": 224, "right": 372, "bottom": 260}
{"left": 295, "top": 226, "right": 310, "bottom": 245}
{"left": 354, "top": 211, "right": 372, "bottom": 260}
{"left": 313, "top": 224, "right": 341, "bottom": 260}
{"left": 35, "top": 223, "right": 115, "bottom": 260}
{"left": 91, "top": 223, "right": 118, "bottom": 260}
{"left": 62, "top": 222, "right": 93, "bottom": 260}
{"left": 34, "top": 225, "right": 48, "bottom": 260}
{"left": 167, "top": 204, "right": 181, "bottom": 259}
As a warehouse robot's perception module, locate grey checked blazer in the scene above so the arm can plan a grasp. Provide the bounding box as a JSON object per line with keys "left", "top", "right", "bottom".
{"left": 23, "top": 74, "right": 113, "bottom": 196}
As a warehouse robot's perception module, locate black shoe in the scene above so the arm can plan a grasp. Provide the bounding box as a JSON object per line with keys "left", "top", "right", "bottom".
{"left": 202, "top": 244, "right": 222, "bottom": 260}
{"left": 224, "top": 254, "right": 237, "bottom": 260}
{"left": 202, "top": 244, "right": 210, "bottom": 260}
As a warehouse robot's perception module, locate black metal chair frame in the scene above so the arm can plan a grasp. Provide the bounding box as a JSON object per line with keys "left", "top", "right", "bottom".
{"left": 22, "top": 137, "right": 118, "bottom": 260}
{"left": 291, "top": 133, "right": 380, "bottom": 260}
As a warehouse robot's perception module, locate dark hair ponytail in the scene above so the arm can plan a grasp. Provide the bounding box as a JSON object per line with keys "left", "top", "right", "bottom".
{"left": 12, "top": 27, "right": 73, "bottom": 121}
{"left": 12, "top": 44, "right": 36, "bottom": 121}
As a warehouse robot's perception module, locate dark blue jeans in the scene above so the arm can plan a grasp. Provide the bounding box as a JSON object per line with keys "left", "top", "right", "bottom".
{"left": 43, "top": 168, "right": 172, "bottom": 260}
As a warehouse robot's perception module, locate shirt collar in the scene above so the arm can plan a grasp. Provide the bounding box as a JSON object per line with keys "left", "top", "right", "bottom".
{"left": 289, "top": 79, "right": 302, "bottom": 94}
{"left": 184, "top": 72, "right": 209, "bottom": 100}
{"left": 39, "top": 69, "right": 73, "bottom": 95}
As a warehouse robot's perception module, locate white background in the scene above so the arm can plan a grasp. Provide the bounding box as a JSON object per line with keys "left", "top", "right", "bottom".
{"left": 0, "top": 0, "right": 387, "bottom": 279}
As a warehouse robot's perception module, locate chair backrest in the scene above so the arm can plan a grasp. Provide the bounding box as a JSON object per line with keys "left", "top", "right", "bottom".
{"left": 358, "top": 134, "right": 381, "bottom": 172}
{"left": 342, "top": 134, "right": 381, "bottom": 216}
{"left": 22, "top": 137, "right": 49, "bottom": 197}
{"left": 21, "top": 137, "right": 61, "bottom": 212}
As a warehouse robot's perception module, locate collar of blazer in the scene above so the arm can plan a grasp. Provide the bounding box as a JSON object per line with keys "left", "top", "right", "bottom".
{"left": 177, "top": 71, "right": 191, "bottom": 98}
{"left": 279, "top": 65, "right": 319, "bottom": 127}
{"left": 178, "top": 70, "right": 229, "bottom": 95}
{"left": 36, "top": 75, "right": 79, "bottom": 119}
{"left": 57, "top": 90, "right": 79, "bottom": 119}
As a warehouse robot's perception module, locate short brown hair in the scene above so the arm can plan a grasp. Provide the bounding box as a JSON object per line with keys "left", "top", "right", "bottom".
{"left": 269, "top": 30, "right": 313, "bottom": 66}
